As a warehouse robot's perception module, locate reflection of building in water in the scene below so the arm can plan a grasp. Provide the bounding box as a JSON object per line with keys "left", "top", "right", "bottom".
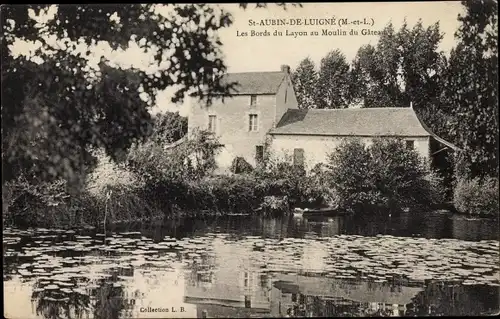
{"left": 262, "top": 217, "right": 290, "bottom": 239}
{"left": 260, "top": 215, "right": 345, "bottom": 239}
{"left": 183, "top": 240, "right": 272, "bottom": 317}
{"left": 302, "top": 216, "right": 343, "bottom": 238}
{"left": 270, "top": 274, "right": 423, "bottom": 317}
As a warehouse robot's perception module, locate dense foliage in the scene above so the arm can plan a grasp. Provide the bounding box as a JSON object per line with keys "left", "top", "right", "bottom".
{"left": 149, "top": 111, "right": 188, "bottom": 144}
{"left": 1, "top": 4, "right": 240, "bottom": 188}
{"left": 290, "top": 57, "right": 318, "bottom": 109}
{"left": 445, "top": 0, "right": 498, "bottom": 179}
{"left": 230, "top": 156, "right": 253, "bottom": 174}
{"left": 453, "top": 177, "right": 499, "bottom": 218}
{"left": 316, "top": 50, "right": 352, "bottom": 109}
{"left": 327, "top": 138, "right": 444, "bottom": 215}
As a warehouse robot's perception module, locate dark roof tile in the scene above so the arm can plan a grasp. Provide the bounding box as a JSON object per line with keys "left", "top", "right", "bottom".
{"left": 221, "top": 71, "right": 285, "bottom": 95}
{"left": 270, "top": 107, "right": 431, "bottom": 136}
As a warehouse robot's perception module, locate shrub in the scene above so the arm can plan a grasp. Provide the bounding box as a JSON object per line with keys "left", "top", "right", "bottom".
{"left": 327, "top": 138, "right": 444, "bottom": 214}
{"left": 327, "top": 139, "right": 378, "bottom": 212}
{"left": 369, "top": 138, "right": 445, "bottom": 211}
{"left": 149, "top": 111, "right": 188, "bottom": 144}
{"left": 183, "top": 175, "right": 263, "bottom": 213}
{"left": 86, "top": 150, "right": 142, "bottom": 197}
{"left": 2, "top": 173, "right": 103, "bottom": 228}
{"left": 230, "top": 157, "right": 253, "bottom": 174}
{"left": 453, "top": 177, "right": 499, "bottom": 218}
{"left": 127, "top": 129, "right": 222, "bottom": 182}
{"left": 260, "top": 195, "right": 290, "bottom": 216}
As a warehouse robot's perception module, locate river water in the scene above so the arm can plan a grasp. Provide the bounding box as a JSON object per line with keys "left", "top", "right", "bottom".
{"left": 3, "top": 211, "right": 499, "bottom": 318}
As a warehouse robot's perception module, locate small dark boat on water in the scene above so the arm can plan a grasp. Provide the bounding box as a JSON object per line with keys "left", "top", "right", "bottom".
{"left": 293, "top": 207, "right": 348, "bottom": 217}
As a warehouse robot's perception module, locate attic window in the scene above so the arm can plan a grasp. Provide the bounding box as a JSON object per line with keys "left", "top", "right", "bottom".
{"left": 250, "top": 95, "right": 257, "bottom": 106}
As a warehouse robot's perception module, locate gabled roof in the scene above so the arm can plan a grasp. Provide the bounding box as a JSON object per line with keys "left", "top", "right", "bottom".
{"left": 270, "top": 107, "right": 431, "bottom": 137}
{"left": 222, "top": 71, "right": 286, "bottom": 95}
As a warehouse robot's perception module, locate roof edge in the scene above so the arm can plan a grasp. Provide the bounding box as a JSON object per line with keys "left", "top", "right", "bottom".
{"left": 412, "top": 109, "right": 461, "bottom": 151}
{"left": 268, "top": 132, "right": 432, "bottom": 138}
{"left": 275, "top": 72, "right": 287, "bottom": 93}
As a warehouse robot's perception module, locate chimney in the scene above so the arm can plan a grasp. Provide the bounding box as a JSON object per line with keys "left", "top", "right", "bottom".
{"left": 280, "top": 64, "right": 290, "bottom": 74}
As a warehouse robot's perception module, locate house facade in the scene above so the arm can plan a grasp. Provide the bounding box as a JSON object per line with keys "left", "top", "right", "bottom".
{"left": 187, "top": 66, "right": 456, "bottom": 172}
{"left": 268, "top": 108, "right": 435, "bottom": 171}
{"left": 187, "top": 65, "right": 298, "bottom": 169}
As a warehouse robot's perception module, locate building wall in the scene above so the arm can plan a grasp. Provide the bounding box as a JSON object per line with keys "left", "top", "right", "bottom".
{"left": 187, "top": 74, "right": 298, "bottom": 170}
{"left": 275, "top": 75, "right": 299, "bottom": 124}
{"left": 189, "top": 94, "right": 275, "bottom": 169}
{"left": 268, "top": 135, "right": 431, "bottom": 171}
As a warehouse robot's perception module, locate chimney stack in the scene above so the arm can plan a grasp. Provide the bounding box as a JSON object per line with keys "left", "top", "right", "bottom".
{"left": 280, "top": 64, "right": 290, "bottom": 74}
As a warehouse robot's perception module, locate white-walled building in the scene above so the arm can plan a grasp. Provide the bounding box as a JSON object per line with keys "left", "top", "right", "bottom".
{"left": 268, "top": 107, "right": 438, "bottom": 171}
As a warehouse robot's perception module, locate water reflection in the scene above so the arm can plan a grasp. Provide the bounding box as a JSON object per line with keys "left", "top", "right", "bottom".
{"left": 3, "top": 212, "right": 499, "bottom": 318}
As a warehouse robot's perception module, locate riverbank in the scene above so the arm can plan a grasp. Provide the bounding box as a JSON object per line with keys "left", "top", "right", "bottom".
{"left": 3, "top": 136, "right": 497, "bottom": 229}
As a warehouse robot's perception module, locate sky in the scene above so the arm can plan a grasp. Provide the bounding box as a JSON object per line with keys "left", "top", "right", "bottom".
{"left": 170, "top": 1, "right": 465, "bottom": 115}
{"left": 10, "top": 2, "right": 465, "bottom": 116}
{"left": 218, "top": 2, "right": 464, "bottom": 72}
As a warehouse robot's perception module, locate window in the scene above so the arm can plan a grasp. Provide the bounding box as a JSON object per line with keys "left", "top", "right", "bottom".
{"left": 406, "top": 140, "right": 414, "bottom": 150}
{"left": 256, "top": 145, "right": 264, "bottom": 164}
{"left": 244, "top": 272, "right": 249, "bottom": 287}
{"left": 208, "top": 115, "right": 217, "bottom": 133}
{"left": 293, "top": 148, "right": 304, "bottom": 167}
{"left": 250, "top": 95, "right": 257, "bottom": 106}
{"left": 244, "top": 295, "right": 251, "bottom": 308}
{"left": 249, "top": 114, "right": 258, "bottom": 132}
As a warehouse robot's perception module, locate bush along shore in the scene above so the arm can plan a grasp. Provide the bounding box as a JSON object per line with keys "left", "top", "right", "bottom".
{"left": 3, "top": 128, "right": 498, "bottom": 229}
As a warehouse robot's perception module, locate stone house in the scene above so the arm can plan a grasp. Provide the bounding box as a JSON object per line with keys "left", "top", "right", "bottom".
{"left": 188, "top": 65, "right": 299, "bottom": 169}
{"left": 187, "top": 65, "right": 457, "bottom": 172}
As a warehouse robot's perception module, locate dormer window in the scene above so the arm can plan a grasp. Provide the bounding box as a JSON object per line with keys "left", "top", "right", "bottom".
{"left": 250, "top": 95, "right": 257, "bottom": 106}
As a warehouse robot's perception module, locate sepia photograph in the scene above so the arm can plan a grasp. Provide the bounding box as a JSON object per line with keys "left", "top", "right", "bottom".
{"left": 2, "top": 1, "right": 499, "bottom": 318}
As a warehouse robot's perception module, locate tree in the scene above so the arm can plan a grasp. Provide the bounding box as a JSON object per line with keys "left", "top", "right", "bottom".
{"left": 327, "top": 138, "right": 444, "bottom": 215}
{"left": 444, "top": 0, "right": 498, "bottom": 179}
{"left": 349, "top": 21, "right": 450, "bottom": 139}
{"left": 397, "top": 20, "right": 449, "bottom": 138}
{"left": 316, "top": 49, "right": 352, "bottom": 109}
{"left": 1, "top": 4, "right": 296, "bottom": 188}
{"left": 149, "top": 111, "right": 188, "bottom": 144}
{"left": 291, "top": 57, "right": 318, "bottom": 109}
{"left": 350, "top": 44, "right": 388, "bottom": 107}
{"left": 350, "top": 23, "right": 403, "bottom": 108}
